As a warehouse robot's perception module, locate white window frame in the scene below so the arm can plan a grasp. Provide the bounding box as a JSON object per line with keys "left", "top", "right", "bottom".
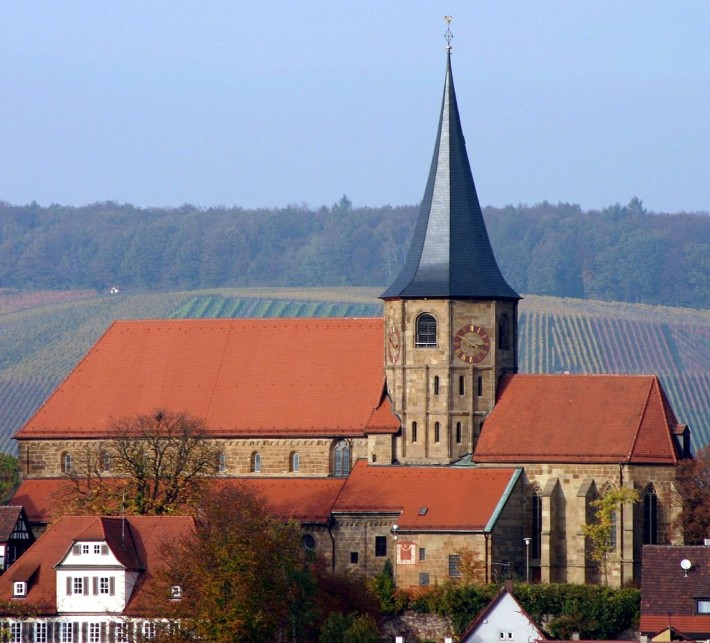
{"left": 93, "top": 544, "right": 101, "bottom": 554}
{"left": 73, "top": 577, "right": 84, "bottom": 594}
{"left": 81, "top": 544, "right": 90, "bottom": 555}
{"left": 34, "top": 622, "right": 48, "bottom": 643}
{"left": 60, "top": 622, "right": 74, "bottom": 643}
{"left": 143, "top": 621, "right": 156, "bottom": 640}
{"left": 13, "top": 581, "right": 26, "bottom": 596}
{"left": 9, "top": 622, "right": 21, "bottom": 643}
{"left": 88, "top": 622, "right": 101, "bottom": 643}
{"left": 115, "top": 623, "right": 129, "bottom": 643}
{"left": 99, "top": 577, "right": 110, "bottom": 594}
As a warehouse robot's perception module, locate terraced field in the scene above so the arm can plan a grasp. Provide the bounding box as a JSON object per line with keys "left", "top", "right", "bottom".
{"left": 1, "top": 288, "right": 709, "bottom": 454}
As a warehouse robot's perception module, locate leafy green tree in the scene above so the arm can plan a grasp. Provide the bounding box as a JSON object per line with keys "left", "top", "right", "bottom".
{"left": 582, "top": 487, "right": 639, "bottom": 585}
{"left": 676, "top": 445, "right": 710, "bottom": 544}
{"left": 0, "top": 454, "right": 19, "bottom": 500}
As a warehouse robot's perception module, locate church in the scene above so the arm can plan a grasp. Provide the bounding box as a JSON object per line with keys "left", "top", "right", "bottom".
{"left": 10, "top": 46, "right": 688, "bottom": 588}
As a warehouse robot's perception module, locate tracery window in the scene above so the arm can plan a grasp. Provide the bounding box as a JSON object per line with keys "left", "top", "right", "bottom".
{"left": 643, "top": 484, "right": 659, "bottom": 544}
{"left": 416, "top": 314, "right": 437, "bottom": 347}
{"left": 333, "top": 440, "right": 351, "bottom": 478}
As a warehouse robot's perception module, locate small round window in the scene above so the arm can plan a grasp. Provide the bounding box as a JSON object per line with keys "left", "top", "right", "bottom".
{"left": 302, "top": 534, "right": 316, "bottom": 550}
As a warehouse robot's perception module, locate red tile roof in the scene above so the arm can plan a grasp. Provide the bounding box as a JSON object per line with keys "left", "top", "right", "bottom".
{"left": 641, "top": 545, "right": 710, "bottom": 632}
{"left": 475, "top": 374, "right": 681, "bottom": 464}
{"left": 214, "top": 478, "right": 346, "bottom": 524}
{"left": 0, "top": 506, "right": 24, "bottom": 541}
{"left": 0, "top": 515, "right": 194, "bottom": 617}
{"left": 333, "top": 460, "right": 520, "bottom": 531}
{"left": 640, "top": 616, "right": 710, "bottom": 638}
{"left": 15, "top": 319, "right": 399, "bottom": 440}
{"left": 10, "top": 477, "right": 345, "bottom": 526}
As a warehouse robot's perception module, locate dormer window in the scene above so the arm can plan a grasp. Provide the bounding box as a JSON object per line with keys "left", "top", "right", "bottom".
{"left": 13, "top": 581, "right": 26, "bottom": 597}
{"left": 82, "top": 544, "right": 90, "bottom": 555}
{"left": 415, "top": 314, "right": 437, "bottom": 347}
{"left": 170, "top": 585, "right": 183, "bottom": 599}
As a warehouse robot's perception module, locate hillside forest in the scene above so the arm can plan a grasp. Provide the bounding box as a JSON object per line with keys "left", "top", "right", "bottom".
{"left": 1, "top": 197, "right": 710, "bottom": 309}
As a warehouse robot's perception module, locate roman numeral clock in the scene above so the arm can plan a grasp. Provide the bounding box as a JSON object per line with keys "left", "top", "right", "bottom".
{"left": 453, "top": 324, "right": 491, "bottom": 364}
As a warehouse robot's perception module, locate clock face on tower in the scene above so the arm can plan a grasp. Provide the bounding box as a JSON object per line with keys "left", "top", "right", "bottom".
{"left": 387, "top": 327, "right": 401, "bottom": 364}
{"left": 453, "top": 325, "right": 491, "bottom": 364}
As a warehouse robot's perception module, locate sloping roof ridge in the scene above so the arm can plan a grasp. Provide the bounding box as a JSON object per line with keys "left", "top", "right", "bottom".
{"left": 14, "top": 321, "right": 121, "bottom": 439}
{"left": 625, "top": 376, "right": 655, "bottom": 462}
{"left": 459, "top": 586, "right": 546, "bottom": 641}
{"left": 651, "top": 375, "right": 681, "bottom": 464}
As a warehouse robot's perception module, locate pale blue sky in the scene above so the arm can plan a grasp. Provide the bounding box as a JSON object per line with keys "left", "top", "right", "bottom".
{"left": 1, "top": 2, "right": 708, "bottom": 212}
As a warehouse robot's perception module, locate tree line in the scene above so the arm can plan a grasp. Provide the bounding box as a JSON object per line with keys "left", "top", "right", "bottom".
{"left": 1, "top": 196, "right": 709, "bottom": 308}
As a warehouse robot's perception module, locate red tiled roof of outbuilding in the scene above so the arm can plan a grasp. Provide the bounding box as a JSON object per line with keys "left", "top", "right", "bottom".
{"left": 474, "top": 374, "right": 681, "bottom": 464}
{"left": 15, "top": 318, "right": 399, "bottom": 440}
{"left": 333, "top": 460, "right": 520, "bottom": 531}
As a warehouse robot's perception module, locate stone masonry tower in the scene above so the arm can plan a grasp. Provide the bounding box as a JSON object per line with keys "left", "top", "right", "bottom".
{"left": 380, "top": 49, "right": 519, "bottom": 464}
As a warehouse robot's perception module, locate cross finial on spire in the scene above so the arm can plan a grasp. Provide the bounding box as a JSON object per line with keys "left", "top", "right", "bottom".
{"left": 444, "top": 15, "right": 453, "bottom": 52}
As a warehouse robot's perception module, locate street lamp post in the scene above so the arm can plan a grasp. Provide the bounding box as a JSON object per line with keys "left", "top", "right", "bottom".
{"left": 390, "top": 524, "right": 399, "bottom": 588}
{"left": 523, "top": 537, "right": 531, "bottom": 583}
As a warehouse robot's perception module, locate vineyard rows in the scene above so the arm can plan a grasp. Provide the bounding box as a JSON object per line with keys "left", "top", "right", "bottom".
{"left": 2, "top": 290, "right": 710, "bottom": 454}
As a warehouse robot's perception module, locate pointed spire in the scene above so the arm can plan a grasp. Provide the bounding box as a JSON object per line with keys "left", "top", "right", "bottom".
{"left": 381, "top": 49, "right": 519, "bottom": 301}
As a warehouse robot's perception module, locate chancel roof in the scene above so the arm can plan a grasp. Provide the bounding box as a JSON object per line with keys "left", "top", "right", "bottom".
{"left": 474, "top": 374, "right": 682, "bottom": 464}
{"left": 381, "top": 52, "right": 518, "bottom": 301}
{"left": 15, "top": 318, "right": 399, "bottom": 440}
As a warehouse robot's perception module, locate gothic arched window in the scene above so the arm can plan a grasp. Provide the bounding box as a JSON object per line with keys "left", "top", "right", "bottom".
{"left": 333, "top": 440, "right": 351, "bottom": 478}
{"left": 416, "top": 314, "right": 437, "bottom": 347}
{"left": 643, "top": 484, "right": 659, "bottom": 544}
{"left": 61, "top": 452, "right": 73, "bottom": 474}
{"left": 217, "top": 452, "right": 226, "bottom": 473}
{"left": 101, "top": 451, "right": 111, "bottom": 472}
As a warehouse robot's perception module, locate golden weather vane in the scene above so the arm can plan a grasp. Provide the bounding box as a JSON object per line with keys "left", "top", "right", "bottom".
{"left": 444, "top": 15, "right": 453, "bottom": 52}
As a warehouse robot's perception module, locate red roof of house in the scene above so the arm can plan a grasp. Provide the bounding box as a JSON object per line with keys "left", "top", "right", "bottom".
{"left": 475, "top": 374, "right": 681, "bottom": 464}
{"left": 641, "top": 545, "right": 710, "bottom": 633}
{"left": 0, "top": 506, "right": 25, "bottom": 541}
{"left": 8, "top": 479, "right": 75, "bottom": 524}
{"left": 0, "top": 515, "right": 194, "bottom": 617}
{"left": 15, "top": 319, "right": 399, "bottom": 440}
{"left": 640, "top": 616, "right": 710, "bottom": 638}
{"left": 333, "top": 460, "right": 520, "bottom": 531}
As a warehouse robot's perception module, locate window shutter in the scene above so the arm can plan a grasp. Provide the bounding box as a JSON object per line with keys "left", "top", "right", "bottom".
{"left": 93, "top": 577, "right": 98, "bottom": 595}
{"left": 72, "top": 544, "right": 81, "bottom": 555}
{"left": 67, "top": 576, "right": 72, "bottom": 595}
{"left": 81, "top": 623, "right": 88, "bottom": 642}
{"left": 83, "top": 577, "right": 89, "bottom": 594}
{"left": 73, "top": 622, "right": 79, "bottom": 640}
{"left": 110, "top": 577, "right": 115, "bottom": 596}
{"left": 101, "top": 544, "right": 108, "bottom": 555}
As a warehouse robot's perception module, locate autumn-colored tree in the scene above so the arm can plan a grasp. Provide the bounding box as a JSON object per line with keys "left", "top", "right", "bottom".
{"left": 154, "top": 485, "right": 317, "bottom": 642}
{"left": 67, "top": 409, "right": 220, "bottom": 515}
{"left": 676, "top": 445, "right": 710, "bottom": 544}
{"left": 456, "top": 546, "right": 486, "bottom": 585}
{"left": 582, "top": 487, "right": 639, "bottom": 585}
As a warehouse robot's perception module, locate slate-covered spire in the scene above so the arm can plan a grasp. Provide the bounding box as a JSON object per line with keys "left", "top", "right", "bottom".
{"left": 381, "top": 52, "right": 519, "bottom": 301}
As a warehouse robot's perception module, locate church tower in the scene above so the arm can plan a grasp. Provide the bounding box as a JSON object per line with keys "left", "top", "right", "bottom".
{"left": 380, "top": 46, "right": 519, "bottom": 465}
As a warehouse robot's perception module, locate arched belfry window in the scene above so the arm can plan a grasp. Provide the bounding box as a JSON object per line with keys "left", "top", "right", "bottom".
{"left": 416, "top": 314, "right": 437, "bottom": 347}
{"left": 643, "top": 484, "right": 659, "bottom": 544}
{"left": 333, "top": 440, "right": 351, "bottom": 478}
{"left": 499, "top": 314, "right": 511, "bottom": 350}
